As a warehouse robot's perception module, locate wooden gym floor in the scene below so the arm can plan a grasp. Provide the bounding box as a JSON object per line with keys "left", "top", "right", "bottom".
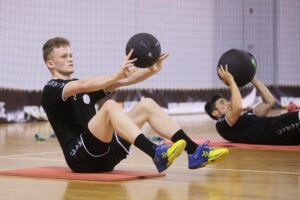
{"left": 0, "top": 113, "right": 299, "bottom": 200}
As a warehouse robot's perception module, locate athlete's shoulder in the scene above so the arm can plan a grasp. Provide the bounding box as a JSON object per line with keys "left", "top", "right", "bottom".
{"left": 216, "top": 116, "right": 232, "bottom": 130}
{"left": 44, "top": 79, "right": 67, "bottom": 89}
{"left": 217, "top": 116, "right": 226, "bottom": 123}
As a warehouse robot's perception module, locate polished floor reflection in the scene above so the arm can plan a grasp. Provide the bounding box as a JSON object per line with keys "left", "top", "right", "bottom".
{"left": 0, "top": 114, "right": 299, "bottom": 200}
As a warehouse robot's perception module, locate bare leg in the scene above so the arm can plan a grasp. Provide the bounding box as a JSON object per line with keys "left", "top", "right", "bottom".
{"left": 88, "top": 100, "right": 143, "bottom": 144}
{"left": 87, "top": 99, "right": 189, "bottom": 173}
{"left": 126, "top": 99, "right": 229, "bottom": 170}
{"left": 127, "top": 98, "right": 181, "bottom": 139}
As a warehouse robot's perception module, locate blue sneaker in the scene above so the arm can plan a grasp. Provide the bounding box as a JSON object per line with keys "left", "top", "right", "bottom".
{"left": 153, "top": 139, "right": 186, "bottom": 173}
{"left": 188, "top": 141, "right": 229, "bottom": 169}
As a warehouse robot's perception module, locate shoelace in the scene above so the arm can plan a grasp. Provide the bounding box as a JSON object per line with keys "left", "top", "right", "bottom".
{"left": 200, "top": 140, "right": 212, "bottom": 156}
{"left": 202, "top": 140, "right": 211, "bottom": 148}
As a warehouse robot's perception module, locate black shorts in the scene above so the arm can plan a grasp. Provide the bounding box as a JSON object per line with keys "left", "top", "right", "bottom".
{"left": 65, "top": 129, "right": 131, "bottom": 173}
{"left": 270, "top": 111, "right": 300, "bottom": 144}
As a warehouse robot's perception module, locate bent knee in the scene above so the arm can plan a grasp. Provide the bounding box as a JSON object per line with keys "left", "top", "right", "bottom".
{"left": 102, "top": 100, "right": 120, "bottom": 111}
{"left": 139, "top": 98, "right": 159, "bottom": 110}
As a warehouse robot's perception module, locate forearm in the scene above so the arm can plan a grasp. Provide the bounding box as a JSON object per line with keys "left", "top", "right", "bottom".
{"left": 228, "top": 78, "right": 243, "bottom": 111}
{"left": 125, "top": 68, "right": 156, "bottom": 85}
{"left": 107, "top": 68, "right": 156, "bottom": 90}
{"left": 107, "top": 53, "right": 166, "bottom": 90}
{"left": 224, "top": 78, "right": 243, "bottom": 126}
{"left": 251, "top": 78, "right": 276, "bottom": 116}
{"left": 80, "top": 75, "right": 120, "bottom": 92}
{"left": 217, "top": 65, "right": 242, "bottom": 125}
{"left": 251, "top": 78, "right": 276, "bottom": 104}
{"left": 64, "top": 75, "right": 119, "bottom": 98}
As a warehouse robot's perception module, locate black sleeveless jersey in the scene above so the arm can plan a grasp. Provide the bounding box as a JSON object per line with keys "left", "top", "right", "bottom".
{"left": 216, "top": 111, "right": 300, "bottom": 145}
{"left": 42, "top": 79, "right": 110, "bottom": 155}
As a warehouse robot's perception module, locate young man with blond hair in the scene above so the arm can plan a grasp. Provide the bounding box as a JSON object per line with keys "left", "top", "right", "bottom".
{"left": 42, "top": 37, "right": 228, "bottom": 173}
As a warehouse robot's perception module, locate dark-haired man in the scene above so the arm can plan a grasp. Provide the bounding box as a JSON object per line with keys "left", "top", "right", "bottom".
{"left": 205, "top": 65, "right": 300, "bottom": 145}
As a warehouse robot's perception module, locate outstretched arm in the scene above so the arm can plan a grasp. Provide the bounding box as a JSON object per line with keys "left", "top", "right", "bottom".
{"left": 106, "top": 53, "right": 169, "bottom": 90}
{"left": 218, "top": 65, "right": 243, "bottom": 126}
{"left": 63, "top": 49, "right": 137, "bottom": 99}
{"left": 251, "top": 77, "right": 276, "bottom": 116}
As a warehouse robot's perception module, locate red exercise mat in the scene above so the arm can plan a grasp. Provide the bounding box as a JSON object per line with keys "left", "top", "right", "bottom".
{"left": 0, "top": 166, "right": 165, "bottom": 182}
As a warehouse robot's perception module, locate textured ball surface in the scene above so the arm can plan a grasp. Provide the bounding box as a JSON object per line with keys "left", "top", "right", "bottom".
{"left": 218, "top": 49, "right": 257, "bottom": 87}
{"left": 126, "top": 33, "right": 161, "bottom": 68}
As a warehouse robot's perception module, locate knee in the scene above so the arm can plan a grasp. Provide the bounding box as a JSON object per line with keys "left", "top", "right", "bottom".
{"left": 102, "top": 100, "right": 121, "bottom": 112}
{"left": 139, "top": 98, "right": 159, "bottom": 110}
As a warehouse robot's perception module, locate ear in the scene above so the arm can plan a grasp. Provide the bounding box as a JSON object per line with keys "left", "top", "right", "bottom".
{"left": 212, "top": 110, "right": 219, "bottom": 118}
{"left": 45, "top": 60, "right": 54, "bottom": 70}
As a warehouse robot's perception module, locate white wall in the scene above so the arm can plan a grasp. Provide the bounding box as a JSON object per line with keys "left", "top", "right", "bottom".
{"left": 0, "top": 0, "right": 299, "bottom": 90}
{"left": 276, "top": 0, "right": 300, "bottom": 85}
{"left": 0, "top": 0, "right": 214, "bottom": 90}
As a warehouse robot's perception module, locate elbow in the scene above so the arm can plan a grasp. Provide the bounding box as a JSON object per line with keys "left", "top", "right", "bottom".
{"left": 237, "top": 106, "right": 243, "bottom": 114}
{"left": 234, "top": 105, "right": 243, "bottom": 115}
{"left": 270, "top": 98, "right": 277, "bottom": 106}
{"left": 268, "top": 98, "right": 277, "bottom": 110}
{"left": 266, "top": 97, "right": 277, "bottom": 109}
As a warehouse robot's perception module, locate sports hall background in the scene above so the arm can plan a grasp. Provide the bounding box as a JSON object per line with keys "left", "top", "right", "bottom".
{"left": 0, "top": 0, "right": 299, "bottom": 122}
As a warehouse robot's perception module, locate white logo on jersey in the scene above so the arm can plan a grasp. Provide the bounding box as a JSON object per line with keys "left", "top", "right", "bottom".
{"left": 83, "top": 94, "right": 90, "bottom": 104}
{"left": 148, "top": 52, "right": 153, "bottom": 57}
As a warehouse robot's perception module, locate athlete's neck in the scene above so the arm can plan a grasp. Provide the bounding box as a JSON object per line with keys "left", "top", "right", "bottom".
{"left": 52, "top": 73, "right": 73, "bottom": 80}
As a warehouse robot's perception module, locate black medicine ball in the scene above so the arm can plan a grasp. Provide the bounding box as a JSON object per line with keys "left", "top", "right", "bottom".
{"left": 126, "top": 33, "right": 161, "bottom": 68}
{"left": 217, "top": 49, "right": 257, "bottom": 87}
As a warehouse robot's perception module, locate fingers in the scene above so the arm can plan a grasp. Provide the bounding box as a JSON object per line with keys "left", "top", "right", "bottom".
{"left": 123, "top": 58, "right": 137, "bottom": 68}
{"left": 159, "top": 53, "right": 169, "bottom": 61}
{"left": 123, "top": 59, "right": 135, "bottom": 68}
{"left": 224, "top": 64, "right": 228, "bottom": 71}
{"left": 218, "top": 64, "right": 229, "bottom": 74}
{"left": 127, "top": 58, "right": 137, "bottom": 65}
{"left": 124, "top": 48, "right": 137, "bottom": 67}
{"left": 126, "top": 48, "right": 134, "bottom": 59}
{"left": 119, "top": 49, "right": 138, "bottom": 78}
{"left": 217, "top": 67, "right": 223, "bottom": 77}
{"left": 218, "top": 64, "right": 226, "bottom": 71}
{"left": 218, "top": 65, "right": 224, "bottom": 75}
{"left": 218, "top": 64, "right": 229, "bottom": 78}
{"left": 131, "top": 58, "right": 138, "bottom": 63}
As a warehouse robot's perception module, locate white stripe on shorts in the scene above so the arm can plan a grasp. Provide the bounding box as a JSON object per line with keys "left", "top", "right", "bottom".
{"left": 80, "top": 134, "right": 110, "bottom": 158}
{"left": 114, "top": 131, "right": 131, "bottom": 154}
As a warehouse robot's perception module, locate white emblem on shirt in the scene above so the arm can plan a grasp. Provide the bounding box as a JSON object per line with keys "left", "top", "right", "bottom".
{"left": 83, "top": 94, "right": 90, "bottom": 104}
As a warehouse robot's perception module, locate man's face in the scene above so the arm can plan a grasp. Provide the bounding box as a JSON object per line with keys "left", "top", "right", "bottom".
{"left": 214, "top": 98, "right": 230, "bottom": 117}
{"left": 47, "top": 46, "right": 74, "bottom": 76}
